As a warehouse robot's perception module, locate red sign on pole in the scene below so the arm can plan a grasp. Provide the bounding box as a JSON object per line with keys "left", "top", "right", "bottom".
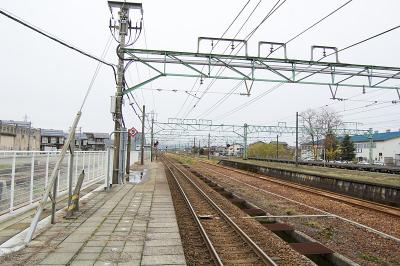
{"left": 128, "top": 127, "right": 138, "bottom": 137}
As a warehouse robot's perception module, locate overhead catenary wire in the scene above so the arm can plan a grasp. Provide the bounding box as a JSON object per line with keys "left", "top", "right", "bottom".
{"left": 201, "top": 1, "right": 354, "bottom": 121}
{"left": 183, "top": 0, "right": 286, "bottom": 119}
{"left": 0, "top": 8, "right": 117, "bottom": 79}
{"left": 175, "top": 0, "right": 252, "bottom": 118}
{"left": 212, "top": 22, "right": 400, "bottom": 122}
{"left": 80, "top": 35, "right": 114, "bottom": 112}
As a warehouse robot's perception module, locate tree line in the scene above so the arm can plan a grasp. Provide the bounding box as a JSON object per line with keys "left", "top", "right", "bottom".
{"left": 300, "top": 108, "right": 356, "bottom": 162}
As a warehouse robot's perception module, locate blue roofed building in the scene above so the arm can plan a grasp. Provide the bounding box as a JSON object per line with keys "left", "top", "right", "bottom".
{"left": 352, "top": 130, "right": 400, "bottom": 165}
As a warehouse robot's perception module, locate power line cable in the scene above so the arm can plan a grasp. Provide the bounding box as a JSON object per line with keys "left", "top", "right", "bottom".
{"left": 202, "top": 1, "right": 354, "bottom": 120}
{"left": 80, "top": 35, "right": 113, "bottom": 111}
{"left": 175, "top": 0, "right": 252, "bottom": 118}
{"left": 213, "top": 22, "right": 400, "bottom": 122}
{"left": 0, "top": 8, "right": 116, "bottom": 77}
{"left": 184, "top": 0, "right": 286, "bottom": 119}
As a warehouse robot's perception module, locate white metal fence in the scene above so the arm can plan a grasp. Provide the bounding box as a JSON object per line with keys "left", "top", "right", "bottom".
{"left": 0, "top": 150, "right": 108, "bottom": 215}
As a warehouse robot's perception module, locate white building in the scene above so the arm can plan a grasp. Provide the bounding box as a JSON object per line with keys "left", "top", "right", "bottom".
{"left": 352, "top": 130, "right": 400, "bottom": 165}
{"left": 227, "top": 143, "right": 243, "bottom": 156}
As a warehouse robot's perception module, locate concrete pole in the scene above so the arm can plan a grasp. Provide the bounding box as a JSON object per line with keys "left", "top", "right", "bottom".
{"left": 150, "top": 117, "right": 154, "bottom": 162}
{"left": 126, "top": 134, "right": 131, "bottom": 176}
{"left": 243, "top": 123, "right": 248, "bottom": 160}
{"left": 208, "top": 133, "right": 211, "bottom": 160}
{"left": 369, "top": 128, "right": 374, "bottom": 164}
{"left": 276, "top": 135, "right": 279, "bottom": 159}
{"left": 112, "top": 6, "right": 128, "bottom": 184}
{"left": 296, "top": 112, "right": 299, "bottom": 167}
{"left": 141, "top": 105, "right": 146, "bottom": 165}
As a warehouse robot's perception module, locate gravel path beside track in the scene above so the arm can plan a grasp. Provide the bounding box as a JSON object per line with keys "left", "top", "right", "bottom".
{"left": 166, "top": 158, "right": 313, "bottom": 265}
{"left": 193, "top": 161, "right": 400, "bottom": 266}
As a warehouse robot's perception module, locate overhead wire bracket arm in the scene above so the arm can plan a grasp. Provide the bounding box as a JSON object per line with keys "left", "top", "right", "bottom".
{"left": 258, "top": 41, "right": 287, "bottom": 59}
{"left": 311, "top": 45, "right": 339, "bottom": 62}
{"left": 126, "top": 53, "right": 164, "bottom": 75}
{"left": 197, "top": 37, "right": 248, "bottom": 56}
{"left": 123, "top": 74, "right": 164, "bottom": 95}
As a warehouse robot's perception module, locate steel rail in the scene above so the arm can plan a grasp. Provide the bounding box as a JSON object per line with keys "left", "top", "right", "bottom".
{"left": 163, "top": 159, "right": 223, "bottom": 266}
{"left": 204, "top": 160, "right": 400, "bottom": 218}
{"left": 163, "top": 156, "right": 277, "bottom": 266}
{"left": 195, "top": 159, "right": 400, "bottom": 243}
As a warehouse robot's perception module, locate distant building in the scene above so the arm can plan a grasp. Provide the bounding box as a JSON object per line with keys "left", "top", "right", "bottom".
{"left": 227, "top": 143, "right": 243, "bottom": 157}
{"left": 352, "top": 130, "right": 400, "bottom": 165}
{"left": 300, "top": 130, "right": 400, "bottom": 165}
{"left": 0, "top": 120, "right": 41, "bottom": 150}
{"left": 84, "top": 132, "right": 110, "bottom": 151}
{"left": 75, "top": 132, "right": 88, "bottom": 150}
{"left": 40, "top": 129, "right": 65, "bottom": 151}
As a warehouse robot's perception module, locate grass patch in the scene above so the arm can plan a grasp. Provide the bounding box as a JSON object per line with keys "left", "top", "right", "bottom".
{"left": 359, "top": 252, "right": 386, "bottom": 265}
{"left": 0, "top": 164, "right": 11, "bottom": 170}
{"left": 284, "top": 208, "right": 297, "bottom": 215}
{"left": 303, "top": 220, "right": 322, "bottom": 229}
{"left": 318, "top": 226, "right": 335, "bottom": 240}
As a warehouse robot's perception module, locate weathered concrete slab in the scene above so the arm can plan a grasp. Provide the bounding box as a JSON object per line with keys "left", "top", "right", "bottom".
{"left": 0, "top": 162, "right": 186, "bottom": 265}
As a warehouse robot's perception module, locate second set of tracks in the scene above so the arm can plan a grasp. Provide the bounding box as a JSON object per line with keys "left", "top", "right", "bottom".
{"left": 163, "top": 156, "right": 278, "bottom": 265}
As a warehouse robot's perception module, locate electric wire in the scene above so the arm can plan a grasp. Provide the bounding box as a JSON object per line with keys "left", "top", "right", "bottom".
{"left": 203, "top": 0, "right": 354, "bottom": 120}
{"left": 0, "top": 8, "right": 116, "bottom": 75}
{"left": 183, "top": 0, "right": 286, "bottom": 119}
{"left": 212, "top": 22, "right": 400, "bottom": 122}
{"left": 175, "top": 0, "right": 252, "bottom": 118}
{"left": 80, "top": 35, "right": 113, "bottom": 112}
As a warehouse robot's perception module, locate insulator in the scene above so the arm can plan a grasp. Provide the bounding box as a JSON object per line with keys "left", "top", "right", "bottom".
{"left": 231, "top": 42, "right": 234, "bottom": 50}
{"left": 211, "top": 41, "right": 214, "bottom": 47}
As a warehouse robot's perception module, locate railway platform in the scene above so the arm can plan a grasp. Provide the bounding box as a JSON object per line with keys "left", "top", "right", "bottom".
{"left": 0, "top": 161, "right": 186, "bottom": 266}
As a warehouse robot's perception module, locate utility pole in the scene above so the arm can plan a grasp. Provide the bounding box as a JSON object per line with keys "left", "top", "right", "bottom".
{"left": 126, "top": 134, "right": 131, "bottom": 177}
{"left": 243, "top": 123, "right": 248, "bottom": 160}
{"left": 295, "top": 112, "right": 299, "bottom": 167}
{"left": 193, "top": 137, "right": 196, "bottom": 154}
{"left": 276, "top": 135, "right": 279, "bottom": 159}
{"left": 369, "top": 128, "right": 374, "bottom": 164}
{"left": 208, "top": 133, "right": 211, "bottom": 160}
{"left": 150, "top": 116, "right": 154, "bottom": 162}
{"left": 140, "top": 105, "right": 145, "bottom": 165}
{"left": 198, "top": 139, "right": 200, "bottom": 156}
{"left": 109, "top": 1, "right": 142, "bottom": 184}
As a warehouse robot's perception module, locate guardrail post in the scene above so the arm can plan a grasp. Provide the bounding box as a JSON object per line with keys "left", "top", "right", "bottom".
{"left": 75, "top": 152, "right": 79, "bottom": 184}
{"left": 10, "top": 152, "right": 16, "bottom": 212}
{"left": 87, "top": 153, "right": 91, "bottom": 181}
{"left": 57, "top": 169, "right": 60, "bottom": 194}
{"left": 51, "top": 171, "right": 58, "bottom": 225}
{"left": 45, "top": 153, "right": 50, "bottom": 187}
{"left": 30, "top": 153, "right": 35, "bottom": 204}
{"left": 106, "top": 148, "right": 111, "bottom": 189}
{"left": 68, "top": 143, "right": 74, "bottom": 208}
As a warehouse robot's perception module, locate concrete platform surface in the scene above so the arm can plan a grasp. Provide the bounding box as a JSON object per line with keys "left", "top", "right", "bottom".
{"left": 0, "top": 161, "right": 186, "bottom": 266}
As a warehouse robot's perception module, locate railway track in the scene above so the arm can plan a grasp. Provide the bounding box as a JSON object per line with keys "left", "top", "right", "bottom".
{"left": 200, "top": 159, "right": 400, "bottom": 218}
{"left": 162, "top": 156, "right": 277, "bottom": 266}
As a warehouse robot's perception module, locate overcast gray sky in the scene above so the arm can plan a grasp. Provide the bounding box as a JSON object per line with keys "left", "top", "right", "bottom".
{"left": 1, "top": 0, "right": 399, "bottom": 145}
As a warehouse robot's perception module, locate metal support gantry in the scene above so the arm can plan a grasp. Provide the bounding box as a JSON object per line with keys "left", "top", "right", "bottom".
{"left": 121, "top": 37, "right": 400, "bottom": 96}
{"left": 148, "top": 118, "right": 370, "bottom": 152}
